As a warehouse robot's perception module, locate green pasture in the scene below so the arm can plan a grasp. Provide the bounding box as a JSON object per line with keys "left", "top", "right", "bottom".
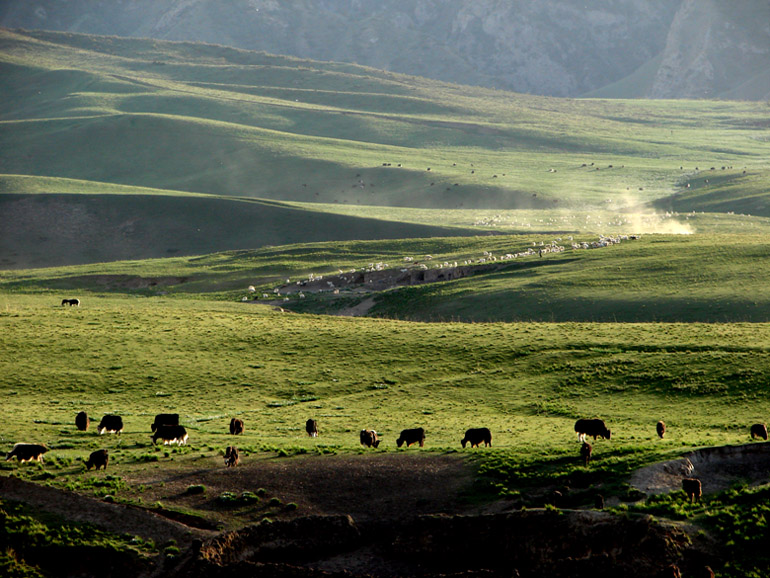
{"left": 2, "top": 294, "right": 769, "bottom": 472}
{"left": 4, "top": 231, "right": 770, "bottom": 323}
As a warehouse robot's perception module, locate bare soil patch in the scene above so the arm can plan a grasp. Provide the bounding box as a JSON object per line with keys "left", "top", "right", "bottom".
{"left": 119, "top": 452, "right": 478, "bottom": 528}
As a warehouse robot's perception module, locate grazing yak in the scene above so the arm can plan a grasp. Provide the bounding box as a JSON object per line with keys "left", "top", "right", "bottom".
{"left": 306, "top": 419, "right": 319, "bottom": 437}
{"left": 75, "top": 411, "right": 90, "bottom": 432}
{"left": 152, "top": 424, "right": 188, "bottom": 446}
{"left": 229, "top": 418, "right": 244, "bottom": 435}
{"left": 5, "top": 443, "right": 48, "bottom": 463}
{"left": 682, "top": 477, "right": 702, "bottom": 503}
{"left": 574, "top": 418, "right": 611, "bottom": 442}
{"left": 224, "top": 446, "right": 240, "bottom": 467}
{"left": 61, "top": 298, "right": 80, "bottom": 307}
{"left": 97, "top": 415, "right": 123, "bottom": 435}
{"left": 750, "top": 423, "right": 768, "bottom": 441}
{"left": 151, "top": 413, "right": 179, "bottom": 432}
{"left": 461, "top": 427, "right": 492, "bottom": 448}
{"left": 656, "top": 420, "right": 666, "bottom": 439}
{"left": 85, "top": 449, "right": 109, "bottom": 471}
{"left": 396, "top": 427, "right": 425, "bottom": 448}
{"left": 359, "top": 429, "right": 381, "bottom": 448}
{"left": 580, "top": 442, "right": 592, "bottom": 466}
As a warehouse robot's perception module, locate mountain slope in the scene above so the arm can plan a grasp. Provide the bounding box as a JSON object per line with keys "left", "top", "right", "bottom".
{"left": 0, "top": 0, "right": 681, "bottom": 97}
{"left": 2, "top": 0, "right": 769, "bottom": 100}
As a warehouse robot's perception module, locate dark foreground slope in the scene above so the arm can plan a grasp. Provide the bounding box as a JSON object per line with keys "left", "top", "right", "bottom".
{"left": 0, "top": 189, "right": 473, "bottom": 269}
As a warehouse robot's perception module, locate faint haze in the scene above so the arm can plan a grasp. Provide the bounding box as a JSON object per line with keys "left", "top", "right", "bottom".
{"left": 1, "top": 0, "right": 768, "bottom": 99}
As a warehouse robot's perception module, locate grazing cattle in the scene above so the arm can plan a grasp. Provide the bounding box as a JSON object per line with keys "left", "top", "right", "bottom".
{"left": 594, "top": 494, "right": 605, "bottom": 509}
{"left": 85, "top": 449, "right": 109, "bottom": 471}
{"left": 5, "top": 443, "right": 48, "bottom": 463}
{"left": 152, "top": 424, "right": 188, "bottom": 446}
{"left": 229, "top": 418, "right": 244, "bottom": 435}
{"left": 682, "top": 477, "right": 702, "bottom": 503}
{"left": 306, "top": 419, "right": 318, "bottom": 437}
{"left": 657, "top": 420, "right": 666, "bottom": 439}
{"left": 396, "top": 427, "right": 425, "bottom": 448}
{"left": 97, "top": 415, "right": 123, "bottom": 435}
{"left": 461, "top": 427, "right": 492, "bottom": 448}
{"left": 151, "top": 413, "right": 179, "bottom": 432}
{"left": 750, "top": 423, "right": 768, "bottom": 441}
{"left": 224, "top": 446, "right": 240, "bottom": 467}
{"left": 574, "top": 418, "right": 611, "bottom": 442}
{"left": 359, "top": 429, "right": 380, "bottom": 448}
{"left": 697, "top": 567, "right": 714, "bottom": 578}
{"left": 580, "top": 442, "right": 592, "bottom": 466}
{"left": 61, "top": 298, "right": 80, "bottom": 307}
{"left": 75, "top": 411, "right": 90, "bottom": 432}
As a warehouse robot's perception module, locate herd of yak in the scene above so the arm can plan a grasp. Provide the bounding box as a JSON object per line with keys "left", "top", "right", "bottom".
{"left": 5, "top": 412, "right": 769, "bottom": 505}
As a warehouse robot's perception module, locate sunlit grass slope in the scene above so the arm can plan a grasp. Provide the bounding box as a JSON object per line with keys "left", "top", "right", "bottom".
{"left": 1, "top": 28, "right": 769, "bottom": 212}
{"left": 2, "top": 295, "right": 769, "bottom": 469}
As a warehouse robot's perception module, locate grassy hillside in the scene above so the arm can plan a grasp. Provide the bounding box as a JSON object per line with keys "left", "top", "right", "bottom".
{"left": 4, "top": 231, "right": 770, "bottom": 323}
{"left": 2, "top": 293, "right": 768, "bottom": 467}
{"left": 0, "top": 175, "right": 476, "bottom": 269}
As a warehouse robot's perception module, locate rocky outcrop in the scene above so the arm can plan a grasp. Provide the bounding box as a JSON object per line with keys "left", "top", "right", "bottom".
{"left": 650, "top": 0, "right": 770, "bottom": 99}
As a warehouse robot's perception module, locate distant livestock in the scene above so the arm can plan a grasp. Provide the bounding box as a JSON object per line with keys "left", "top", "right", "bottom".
{"left": 306, "top": 419, "right": 318, "bottom": 437}
{"left": 97, "top": 415, "right": 123, "bottom": 435}
{"left": 682, "top": 478, "right": 702, "bottom": 502}
{"left": 75, "top": 411, "right": 90, "bottom": 432}
{"left": 151, "top": 413, "right": 179, "bottom": 432}
{"left": 359, "top": 429, "right": 380, "bottom": 448}
{"left": 61, "top": 298, "right": 80, "bottom": 307}
{"left": 152, "top": 424, "right": 188, "bottom": 446}
{"left": 657, "top": 421, "right": 666, "bottom": 439}
{"left": 85, "top": 449, "right": 109, "bottom": 471}
{"left": 461, "top": 427, "right": 491, "bottom": 448}
{"left": 5, "top": 443, "right": 48, "bottom": 463}
{"left": 224, "top": 446, "right": 240, "bottom": 467}
{"left": 750, "top": 423, "right": 768, "bottom": 441}
{"left": 229, "top": 418, "right": 244, "bottom": 435}
{"left": 580, "top": 442, "right": 592, "bottom": 466}
{"left": 396, "top": 427, "right": 425, "bottom": 448}
{"left": 574, "top": 418, "right": 611, "bottom": 442}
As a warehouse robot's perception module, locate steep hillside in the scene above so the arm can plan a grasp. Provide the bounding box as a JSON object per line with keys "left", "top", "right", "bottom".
{"left": 650, "top": 0, "right": 770, "bottom": 100}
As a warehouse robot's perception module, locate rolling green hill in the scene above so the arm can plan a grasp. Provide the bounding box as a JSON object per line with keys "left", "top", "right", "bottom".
{"left": 2, "top": 28, "right": 770, "bottom": 268}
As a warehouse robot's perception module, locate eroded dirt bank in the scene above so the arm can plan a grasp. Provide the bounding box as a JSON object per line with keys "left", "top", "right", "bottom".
{"left": 173, "top": 510, "right": 707, "bottom": 578}
{"left": 631, "top": 441, "right": 770, "bottom": 496}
